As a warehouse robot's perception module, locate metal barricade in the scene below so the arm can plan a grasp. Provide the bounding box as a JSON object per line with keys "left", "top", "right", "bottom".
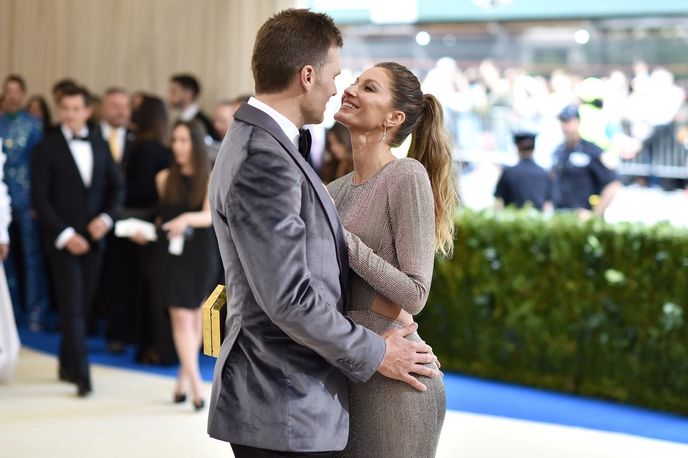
{"left": 617, "top": 122, "right": 688, "bottom": 179}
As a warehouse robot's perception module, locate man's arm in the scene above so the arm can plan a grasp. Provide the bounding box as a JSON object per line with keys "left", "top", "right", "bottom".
{"left": 30, "top": 141, "right": 69, "bottom": 239}
{"left": 595, "top": 180, "right": 622, "bottom": 216}
{"left": 588, "top": 149, "right": 622, "bottom": 217}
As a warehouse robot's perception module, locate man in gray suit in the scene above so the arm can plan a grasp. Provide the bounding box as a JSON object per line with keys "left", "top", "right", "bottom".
{"left": 207, "top": 9, "right": 439, "bottom": 458}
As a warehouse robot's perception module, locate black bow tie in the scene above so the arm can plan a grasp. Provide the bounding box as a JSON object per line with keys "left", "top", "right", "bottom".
{"left": 71, "top": 134, "right": 89, "bottom": 142}
{"left": 298, "top": 128, "right": 312, "bottom": 161}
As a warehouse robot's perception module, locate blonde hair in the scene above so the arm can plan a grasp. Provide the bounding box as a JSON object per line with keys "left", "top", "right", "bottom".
{"left": 408, "top": 94, "right": 458, "bottom": 257}
{"left": 376, "top": 62, "right": 459, "bottom": 257}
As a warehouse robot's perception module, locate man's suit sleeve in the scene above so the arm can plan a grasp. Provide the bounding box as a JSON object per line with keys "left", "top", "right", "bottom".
{"left": 226, "top": 147, "right": 385, "bottom": 383}
{"left": 100, "top": 141, "right": 124, "bottom": 220}
{"left": 30, "top": 140, "right": 69, "bottom": 240}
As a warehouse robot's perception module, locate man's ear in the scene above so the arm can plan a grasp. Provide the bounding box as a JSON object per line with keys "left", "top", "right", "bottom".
{"left": 299, "top": 65, "right": 316, "bottom": 90}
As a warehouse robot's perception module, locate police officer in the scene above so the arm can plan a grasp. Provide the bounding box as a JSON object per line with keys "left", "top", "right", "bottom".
{"left": 495, "top": 131, "right": 552, "bottom": 210}
{"left": 552, "top": 105, "right": 622, "bottom": 217}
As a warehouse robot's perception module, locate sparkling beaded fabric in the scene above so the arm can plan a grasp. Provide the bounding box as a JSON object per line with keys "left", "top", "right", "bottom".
{"left": 328, "top": 158, "right": 446, "bottom": 458}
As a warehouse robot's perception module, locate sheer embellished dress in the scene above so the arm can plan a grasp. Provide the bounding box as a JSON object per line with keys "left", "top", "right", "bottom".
{"left": 328, "top": 158, "right": 446, "bottom": 458}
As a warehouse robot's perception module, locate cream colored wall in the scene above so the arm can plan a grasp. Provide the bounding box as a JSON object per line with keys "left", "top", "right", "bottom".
{"left": 0, "top": 0, "right": 296, "bottom": 111}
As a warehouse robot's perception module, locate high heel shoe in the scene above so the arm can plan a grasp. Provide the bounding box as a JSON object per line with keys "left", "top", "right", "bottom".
{"left": 192, "top": 398, "right": 205, "bottom": 411}
{"left": 173, "top": 392, "right": 187, "bottom": 404}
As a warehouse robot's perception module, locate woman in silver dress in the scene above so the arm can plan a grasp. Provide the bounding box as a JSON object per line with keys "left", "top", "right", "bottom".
{"left": 328, "top": 62, "right": 458, "bottom": 457}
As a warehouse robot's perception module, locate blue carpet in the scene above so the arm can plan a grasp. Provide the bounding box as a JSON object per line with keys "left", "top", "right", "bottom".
{"left": 19, "top": 327, "right": 688, "bottom": 445}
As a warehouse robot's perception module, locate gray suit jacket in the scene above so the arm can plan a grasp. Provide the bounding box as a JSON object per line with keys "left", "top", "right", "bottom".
{"left": 207, "top": 103, "right": 386, "bottom": 452}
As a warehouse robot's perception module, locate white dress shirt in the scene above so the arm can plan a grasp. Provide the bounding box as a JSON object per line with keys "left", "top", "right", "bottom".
{"left": 180, "top": 103, "right": 200, "bottom": 122}
{"left": 55, "top": 125, "right": 112, "bottom": 249}
{"left": 62, "top": 125, "right": 93, "bottom": 187}
{"left": 247, "top": 97, "right": 300, "bottom": 149}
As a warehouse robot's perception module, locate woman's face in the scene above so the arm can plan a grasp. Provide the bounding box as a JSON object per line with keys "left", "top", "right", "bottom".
{"left": 171, "top": 125, "right": 193, "bottom": 167}
{"left": 27, "top": 99, "right": 44, "bottom": 119}
{"left": 334, "top": 66, "right": 396, "bottom": 132}
{"left": 327, "top": 132, "right": 349, "bottom": 161}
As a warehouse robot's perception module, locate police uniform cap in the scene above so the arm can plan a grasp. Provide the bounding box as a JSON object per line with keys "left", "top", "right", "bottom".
{"left": 558, "top": 105, "right": 580, "bottom": 121}
{"left": 512, "top": 130, "right": 537, "bottom": 150}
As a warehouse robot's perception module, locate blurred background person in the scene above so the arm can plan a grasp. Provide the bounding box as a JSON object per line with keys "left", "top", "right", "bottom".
{"left": 637, "top": 68, "right": 687, "bottom": 189}
{"left": 89, "top": 94, "right": 102, "bottom": 127}
{"left": 421, "top": 57, "right": 462, "bottom": 143}
{"left": 494, "top": 131, "right": 552, "bottom": 211}
{"left": 320, "top": 121, "right": 353, "bottom": 184}
{"left": 31, "top": 85, "right": 122, "bottom": 397}
{"left": 211, "top": 94, "right": 251, "bottom": 142}
{"left": 552, "top": 105, "right": 622, "bottom": 218}
{"left": 120, "top": 95, "right": 173, "bottom": 363}
{"left": 130, "top": 90, "right": 146, "bottom": 112}
{"left": 151, "top": 120, "right": 216, "bottom": 410}
{"left": 207, "top": 95, "right": 250, "bottom": 163}
{"left": 26, "top": 95, "right": 52, "bottom": 133}
{"left": 167, "top": 74, "right": 218, "bottom": 142}
{"left": 99, "top": 87, "right": 133, "bottom": 167}
{"left": 0, "top": 131, "right": 19, "bottom": 383}
{"left": 96, "top": 87, "right": 135, "bottom": 352}
{"left": 49, "top": 79, "right": 78, "bottom": 132}
{"left": 0, "top": 74, "right": 51, "bottom": 331}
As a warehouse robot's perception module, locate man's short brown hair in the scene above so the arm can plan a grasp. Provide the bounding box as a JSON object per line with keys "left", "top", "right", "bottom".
{"left": 252, "top": 9, "right": 342, "bottom": 94}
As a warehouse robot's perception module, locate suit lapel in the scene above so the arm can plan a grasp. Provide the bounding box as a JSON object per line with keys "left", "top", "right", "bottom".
{"left": 234, "top": 104, "right": 350, "bottom": 302}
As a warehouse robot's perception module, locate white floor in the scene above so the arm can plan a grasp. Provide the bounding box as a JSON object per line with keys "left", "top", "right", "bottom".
{"left": 1, "top": 348, "right": 687, "bottom": 458}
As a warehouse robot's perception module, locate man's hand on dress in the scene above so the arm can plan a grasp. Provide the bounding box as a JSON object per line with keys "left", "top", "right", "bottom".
{"left": 377, "top": 322, "right": 440, "bottom": 392}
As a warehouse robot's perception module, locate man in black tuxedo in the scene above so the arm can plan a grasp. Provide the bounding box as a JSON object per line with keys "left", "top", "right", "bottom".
{"left": 31, "top": 85, "right": 123, "bottom": 397}
{"left": 168, "top": 73, "right": 219, "bottom": 141}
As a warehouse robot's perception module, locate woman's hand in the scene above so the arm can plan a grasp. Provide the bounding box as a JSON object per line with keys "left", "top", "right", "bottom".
{"left": 162, "top": 215, "right": 189, "bottom": 239}
{"left": 129, "top": 231, "right": 149, "bottom": 246}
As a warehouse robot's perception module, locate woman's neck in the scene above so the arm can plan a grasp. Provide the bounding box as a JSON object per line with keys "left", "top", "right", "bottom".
{"left": 350, "top": 129, "right": 395, "bottom": 185}
{"left": 180, "top": 163, "right": 194, "bottom": 176}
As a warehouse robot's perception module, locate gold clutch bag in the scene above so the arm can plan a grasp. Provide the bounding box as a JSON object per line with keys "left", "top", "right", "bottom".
{"left": 202, "top": 285, "right": 227, "bottom": 357}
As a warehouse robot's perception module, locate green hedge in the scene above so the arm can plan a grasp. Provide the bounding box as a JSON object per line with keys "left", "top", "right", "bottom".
{"left": 418, "top": 208, "right": 688, "bottom": 414}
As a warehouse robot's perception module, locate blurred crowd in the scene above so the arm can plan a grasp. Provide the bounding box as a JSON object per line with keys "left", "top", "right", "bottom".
{"left": 0, "top": 72, "right": 355, "bottom": 398}
{"left": 2, "top": 57, "right": 686, "bottom": 396}
{"left": 421, "top": 58, "right": 688, "bottom": 179}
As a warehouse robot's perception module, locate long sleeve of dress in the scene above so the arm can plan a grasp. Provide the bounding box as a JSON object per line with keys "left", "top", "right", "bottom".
{"left": 345, "top": 160, "right": 436, "bottom": 315}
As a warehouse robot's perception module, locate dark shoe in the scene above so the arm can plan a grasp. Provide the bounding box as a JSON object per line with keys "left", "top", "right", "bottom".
{"left": 58, "top": 367, "right": 78, "bottom": 383}
{"left": 192, "top": 398, "right": 205, "bottom": 412}
{"left": 137, "top": 348, "right": 162, "bottom": 365}
{"left": 107, "top": 341, "right": 126, "bottom": 355}
{"left": 76, "top": 380, "right": 93, "bottom": 398}
{"left": 173, "top": 392, "right": 187, "bottom": 404}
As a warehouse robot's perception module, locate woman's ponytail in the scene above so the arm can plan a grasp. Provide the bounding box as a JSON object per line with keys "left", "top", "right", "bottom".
{"left": 408, "top": 94, "right": 458, "bottom": 257}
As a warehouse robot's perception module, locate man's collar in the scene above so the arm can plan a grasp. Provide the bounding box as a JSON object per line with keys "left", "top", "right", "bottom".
{"left": 61, "top": 124, "right": 89, "bottom": 140}
{"left": 247, "top": 97, "right": 300, "bottom": 147}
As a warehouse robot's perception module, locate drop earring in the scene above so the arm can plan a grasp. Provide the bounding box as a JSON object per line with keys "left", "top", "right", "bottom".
{"left": 381, "top": 124, "right": 388, "bottom": 142}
